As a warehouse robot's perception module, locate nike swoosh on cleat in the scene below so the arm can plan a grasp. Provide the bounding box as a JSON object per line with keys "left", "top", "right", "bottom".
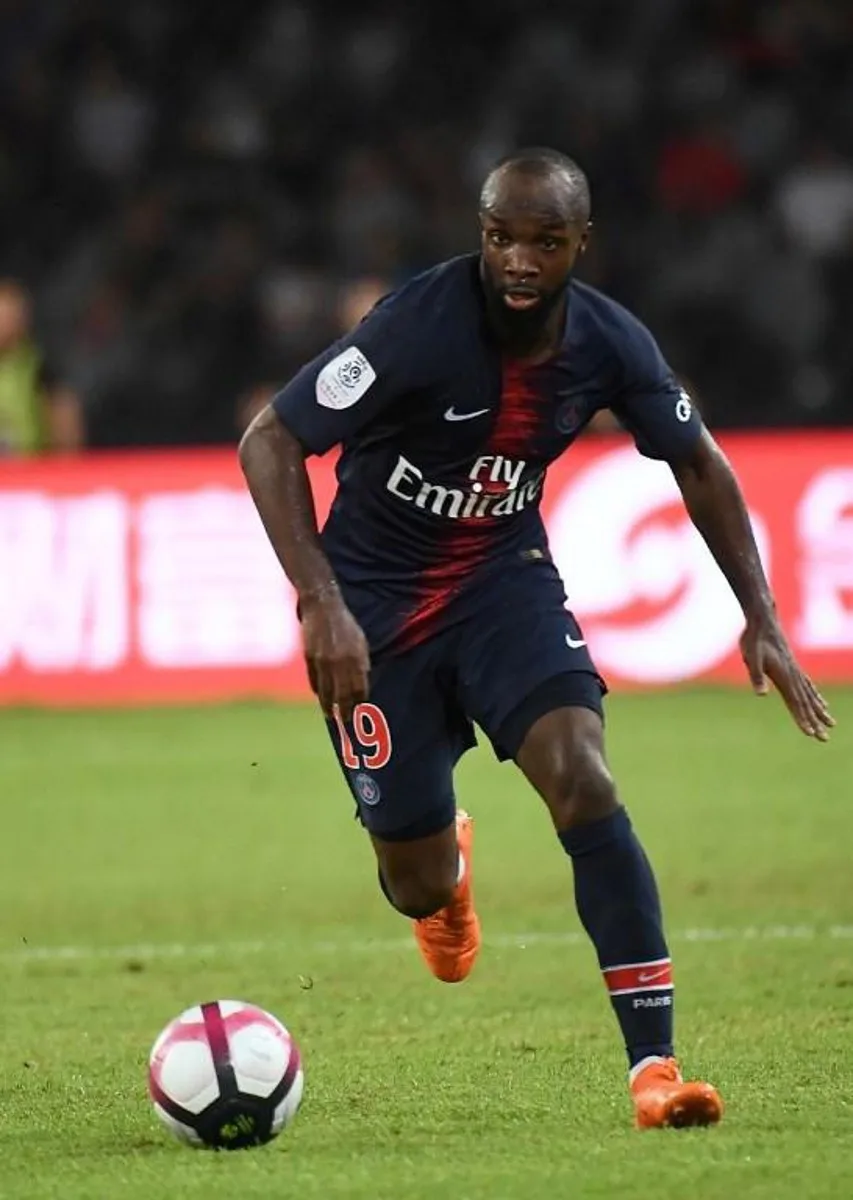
{"left": 565, "top": 634, "right": 587, "bottom": 649}
{"left": 638, "top": 968, "right": 671, "bottom": 984}
{"left": 444, "top": 407, "right": 490, "bottom": 421}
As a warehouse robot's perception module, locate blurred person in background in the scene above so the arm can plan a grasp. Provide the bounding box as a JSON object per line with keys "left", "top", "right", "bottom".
{"left": 236, "top": 276, "right": 393, "bottom": 438}
{"left": 336, "top": 275, "right": 393, "bottom": 334}
{"left": 2, "top": 0, "right": 852, "bottom": 443}
{"left": 0, "top": 280, "right": 84, "bottom": 455}
{"left": 236, "top": 381, "right": 276, "bottom": 438}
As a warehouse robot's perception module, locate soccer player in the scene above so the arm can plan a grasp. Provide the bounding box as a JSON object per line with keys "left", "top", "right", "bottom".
{"left": 240, "top": 148, "right": 834, "bottom": 1129}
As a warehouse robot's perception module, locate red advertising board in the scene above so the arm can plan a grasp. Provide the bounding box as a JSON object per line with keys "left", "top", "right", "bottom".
{"left": 1, "top": 433, "right": 851, "bottom": 706}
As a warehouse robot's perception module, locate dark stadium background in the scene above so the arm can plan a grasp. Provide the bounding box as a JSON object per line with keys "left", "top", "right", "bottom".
{"left": 1, "top": 0, "right": 852, "bottom": 452}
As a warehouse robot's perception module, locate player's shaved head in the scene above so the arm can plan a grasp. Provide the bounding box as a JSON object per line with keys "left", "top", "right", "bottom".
{"left": 480, "top": 147, "right": 592, "bottom": 227}
{"left": 478, "top": 147, "right": 591, "bottom": 355}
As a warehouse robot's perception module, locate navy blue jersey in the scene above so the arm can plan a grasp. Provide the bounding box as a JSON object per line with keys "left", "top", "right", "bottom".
{"left": 272, "top": 254, "right": 702, "bottom": 655}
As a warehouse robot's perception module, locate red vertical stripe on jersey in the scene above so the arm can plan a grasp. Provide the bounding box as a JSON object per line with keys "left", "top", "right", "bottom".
{"left": 395, "top": 361, "right": 547, "bottom": 650}
{"left": 394, "top": 522, "right": 496, "bottom": 650}
{"left": 491, "top": 360, "right": 548, "bottom": 457}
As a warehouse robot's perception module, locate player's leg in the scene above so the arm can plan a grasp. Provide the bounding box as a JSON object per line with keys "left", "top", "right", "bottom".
{"left": 457, "top": 564, "right": 722, "bottom": 1126}
{"left": 511, "top": 699, "right": 721, "bottom": 1127}
{"left": 326, "top": 644, "right": 480, "bottom": 982}
{"left": 369, "top": 815, "right": 459, "bottom": 920}
{"left": 370, "top": 808, "right": 478, "bottom": 983}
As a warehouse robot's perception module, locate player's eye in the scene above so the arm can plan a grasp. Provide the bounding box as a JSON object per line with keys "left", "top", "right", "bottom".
{"left": 488, "top": 230, "right": 511, "bottom": 247}
{"left": 539, "top": 237, "right": 560, "bottom": 251}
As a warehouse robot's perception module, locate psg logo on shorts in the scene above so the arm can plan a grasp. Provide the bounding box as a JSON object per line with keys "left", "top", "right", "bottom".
{"left": 354, "top": 772, "right": 381, "bottom": 806}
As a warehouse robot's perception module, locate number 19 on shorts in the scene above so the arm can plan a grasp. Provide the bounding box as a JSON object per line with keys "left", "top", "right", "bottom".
{"left": 332, "top": 704, "right": 393, "bottom": 770}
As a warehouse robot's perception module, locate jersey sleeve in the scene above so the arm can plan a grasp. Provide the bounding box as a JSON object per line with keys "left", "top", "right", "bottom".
{"left": 608, "top": 313, "right": 703, "bottom": 462}
{"left": 271, "top": 295, "right": 420, "bottom": 455}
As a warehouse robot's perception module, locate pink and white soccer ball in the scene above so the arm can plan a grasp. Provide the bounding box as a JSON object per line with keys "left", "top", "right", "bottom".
{"left": 148, "top": 1000, "right": 303, "bottom": 1150}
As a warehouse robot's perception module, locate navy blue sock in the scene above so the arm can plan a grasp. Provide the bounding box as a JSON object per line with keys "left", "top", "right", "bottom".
{"left": 559, "top": 807, "right": 673, "bottom": 1068}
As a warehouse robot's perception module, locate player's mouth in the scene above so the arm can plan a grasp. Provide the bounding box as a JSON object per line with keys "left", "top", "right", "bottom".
{"left": 502, "top": 287, "right": 542, "bottom": 311}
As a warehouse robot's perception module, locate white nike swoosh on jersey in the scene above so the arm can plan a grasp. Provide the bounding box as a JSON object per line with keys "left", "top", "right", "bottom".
{"left": 565, "top": 634, "right": 587, "bottom": 649}
{"left": 444, "top": 407, "right": 490, "bottom": 421}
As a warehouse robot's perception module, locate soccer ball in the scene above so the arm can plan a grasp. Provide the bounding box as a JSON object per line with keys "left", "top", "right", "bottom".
{"left": 148, "top": 1000, "right": 304, "bottom": 1150}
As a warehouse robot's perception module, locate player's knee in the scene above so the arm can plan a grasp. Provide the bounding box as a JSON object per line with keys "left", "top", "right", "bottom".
{"left": 546, "top": 739, "right": 618, "bottom": 831}
{"left": 382, "top": 868, "right": 456, "bottom": 919}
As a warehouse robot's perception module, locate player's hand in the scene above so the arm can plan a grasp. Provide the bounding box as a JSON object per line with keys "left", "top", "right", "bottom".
{"left": 740, "top": 615, "right": 834, "bottom": 741}
{"left": 300, "top": 592, "right": 370, "bottom": 721}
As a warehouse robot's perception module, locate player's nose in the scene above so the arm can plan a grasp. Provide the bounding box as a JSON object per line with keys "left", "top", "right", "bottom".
{"left": 503, "top": 245, "right": 540, "bottom": 281}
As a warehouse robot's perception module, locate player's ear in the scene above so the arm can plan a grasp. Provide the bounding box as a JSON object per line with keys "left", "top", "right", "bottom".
{"left": 579, "top": 221, "right": 592, "bottom": 254}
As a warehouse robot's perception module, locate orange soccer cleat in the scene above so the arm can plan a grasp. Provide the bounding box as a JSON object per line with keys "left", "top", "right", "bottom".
{"left": 631, "top": 1056, "right": 724, "bottom": 1130}
{"left": 413, "top": 809, "right": 481, "bottom": 983}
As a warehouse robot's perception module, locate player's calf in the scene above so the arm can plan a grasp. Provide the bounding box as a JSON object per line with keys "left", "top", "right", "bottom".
{"left": 412, "top": 811, "right": 481, "bottom": 983}
{"left": 544, "top": 742, "right": 618, "bottom": 831}
{"left": 517, "top": 708, "right": 675, "bottom": 1070}
{"left": 518, "top": 707, "right": 619, "bottom": 831}
{"left": 519, "top": 710, "right": 723, "bottom": 1122}
{"left": 380, "top": 871, "right": 456, "bottom": 920}
{"left": 372, "top": 813, "right": 480, "bottom": 982}
{"left": 371, "top": 822, "right": 459, "bottom": 919}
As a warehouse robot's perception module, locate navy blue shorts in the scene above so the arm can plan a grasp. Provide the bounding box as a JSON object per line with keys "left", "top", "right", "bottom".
{"left": 326, "top": 567, "right": 607, "bottom": 841}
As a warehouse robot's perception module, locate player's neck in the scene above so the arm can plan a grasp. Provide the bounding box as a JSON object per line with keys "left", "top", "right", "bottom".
{"left": 498, "top": 298, "right": 567, "bottom": 366}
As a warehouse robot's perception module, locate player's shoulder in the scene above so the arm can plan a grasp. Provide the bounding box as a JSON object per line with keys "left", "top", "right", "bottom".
{"left": 569, "top": 280, "right": 660, "bottom": 367}
{"left": 347, "top": 255, "right": 482, "bottom": 379}
{"left": 570, "top": 282, "right": 680, "bottom": 400}
{"left": 369, "top": 254, "right": 480, "bottom": 324}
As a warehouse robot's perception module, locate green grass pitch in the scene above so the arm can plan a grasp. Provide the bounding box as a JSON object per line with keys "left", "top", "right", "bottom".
{"left": 1, "top": 689, "right": 851, "bottom": 1199}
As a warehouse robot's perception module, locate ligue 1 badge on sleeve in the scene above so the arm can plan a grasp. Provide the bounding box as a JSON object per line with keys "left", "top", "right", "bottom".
{"left": 316, "top": 347, "right": 377, "bottom": 410}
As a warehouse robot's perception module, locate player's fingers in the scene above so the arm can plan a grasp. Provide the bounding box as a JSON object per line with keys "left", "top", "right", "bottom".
{"left": 353, "top": 646, "right": 371, "bottom": 702}
{"left": 780, "top": 666, "right": 825, "bottom": 740}
{"left": 763, "top": 647, "right": 833, "bottom": 740}
{"left": 743, "top": 641, "right": 768, "bottom": 695}
{"left": 804, "top": 676, "right": 835, "bottom": 727}
{"left": 785, "top": 667, "right": 832, "bottom": 740}
{"left": 348, "top": 670, "right": 369, "bottom": 711}
{"left": 763, "top": 652, "right": 811, "bottom": 731}
{"left": 313, "top": 657, "right": 336, "bottom": 718}
{"left": 342, "top": 654, "right": 371, "bottom": 721}
{"left": 333, "top": 663, "right": 360, "bottom": 724}
{"left": 802, "top": 680, "right": 832, "bottom": 741}
{"left": 794, "top": 680, "right": 824, "bottom": 739}
{"left": 338, "top": 635, "right": 370, "bottom": 718}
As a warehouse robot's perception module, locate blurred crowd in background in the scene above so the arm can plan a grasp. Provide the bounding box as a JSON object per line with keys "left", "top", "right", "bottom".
{"left": 1, "top": 0, "right": 852, "bottom": 454}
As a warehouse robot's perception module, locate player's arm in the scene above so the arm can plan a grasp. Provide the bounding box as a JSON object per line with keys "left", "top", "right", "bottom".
{"left": 670, "top": 429, "right": 833, "bottom": 740}
{"left": 609, "top": 313, "right": 834, "bottom": 741}
{"left": 240, "top": 301, "right": 414, "bottom": 721}
{"left": 239, "top": 405, "right": 369, "bottom": 721}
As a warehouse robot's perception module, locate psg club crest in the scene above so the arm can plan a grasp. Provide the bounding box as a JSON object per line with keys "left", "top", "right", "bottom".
{"left": 354, "top": 772, "right": 381, "bottom": 806}
{"left": 555, "top": 398, "right": 584, "bottom": 435}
